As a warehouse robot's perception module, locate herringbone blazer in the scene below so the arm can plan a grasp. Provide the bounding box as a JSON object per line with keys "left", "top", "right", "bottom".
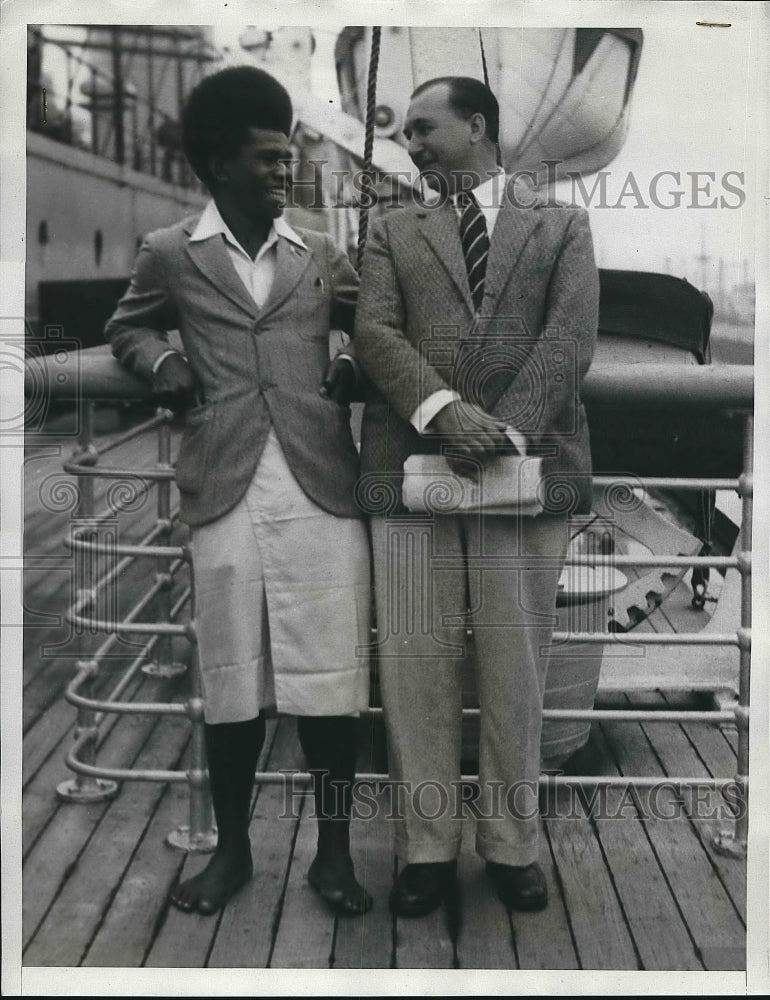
{"left": 354, "top": 179, "right": 600, "bottom": 515}
{"left": 105, "top": 215, "right": 362, "bottom": 526}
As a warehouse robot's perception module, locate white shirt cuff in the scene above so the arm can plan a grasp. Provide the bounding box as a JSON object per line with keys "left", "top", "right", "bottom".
{"left": 336, "top": 352, "right": 360, "bottom": 376}
{"left": 152, "top": 350, "right": 179, "bottom": 374}
{"left": 505, "top": 427, "right": 528, "bottom": 456}
{"left": 411, "top": 390, "right": 461, "bottom": 433}
{"left": 411, "top": 392, "right": 527, "bottom": 454}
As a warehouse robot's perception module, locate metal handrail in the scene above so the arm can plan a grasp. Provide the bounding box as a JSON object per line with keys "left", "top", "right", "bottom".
{"left": 24, "top": 348, "right": 755, "bottom": 407}
{"left": 25, "top": 350, "right": 753, "bottom": 857}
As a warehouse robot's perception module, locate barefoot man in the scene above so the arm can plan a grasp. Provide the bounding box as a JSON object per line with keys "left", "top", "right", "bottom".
{"left": 106, "top": 66, "right": 372, "bottom": 916}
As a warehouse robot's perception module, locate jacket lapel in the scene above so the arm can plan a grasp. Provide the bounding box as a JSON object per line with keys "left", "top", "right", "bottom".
{"left": 483, "top": 178, "right": 542, "bottom": 306}
{"left": 257, "top": 236, "right": 313, "bottom": 323}
{"left": 184, "top": 226, "right": 314, "bottom": 323}
{"left": 185, "top": 230, "right": 258, "bottom": 320}
{"left": 415, "top": 204, "right": 475, "bottom": 314}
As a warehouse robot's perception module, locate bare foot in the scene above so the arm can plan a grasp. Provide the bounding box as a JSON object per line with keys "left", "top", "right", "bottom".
{"left": 308, "top": 852, "right": 373, "bottom": 916}
{"left": 170, "top": 842, "right": 253, "bottom": 915}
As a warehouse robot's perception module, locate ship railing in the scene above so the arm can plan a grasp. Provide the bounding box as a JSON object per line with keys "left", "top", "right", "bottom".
{"left": 24, "top": 350, "right": 753, "bottom": 857}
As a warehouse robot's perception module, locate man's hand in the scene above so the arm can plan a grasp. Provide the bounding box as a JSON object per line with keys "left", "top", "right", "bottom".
{"left": 320, "top": 354, "right": 358, "bottom": 407}
{"left": 429, "top": 400, "right": 510, "bottom": 480}
{"left": 152, "top": 353, "right": 198, "bottom": 411}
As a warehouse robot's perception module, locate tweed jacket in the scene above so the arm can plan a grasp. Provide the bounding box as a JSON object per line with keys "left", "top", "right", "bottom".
{"left": 105, "top": 215, "right": 362, "bottom": 526}
{"left": 354, "top": 180, "right": 600, "bottom": 515}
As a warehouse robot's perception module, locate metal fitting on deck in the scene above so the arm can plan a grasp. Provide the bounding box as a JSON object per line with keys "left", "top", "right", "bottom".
{"left": 737, "top": 551, "right": 752, "bottom": 576}
{"left": 736, "top": 627, "right": 751, "bottom": 652}
{"left": 73, "top": 724, "right": 99, "bottom": 743}
{"left": 186, "top": 768, "right": 209, "bottom": 790}
{"left": 71, "top": 443, "right": 99, "bottom": 467}
{"left": 73, "top": 587, "right": 98, "bottom": 609}
{"left": 738, "top": 472, "right": 753, "bottom": 498}
{"left": 75, "top": 658, "right": 99, "bottom": 677}
{"left": 733, "top": 705, "right": 749, "bottom": 727}
{"left": 186, "top": 697, "right": 205, "bottom": 722}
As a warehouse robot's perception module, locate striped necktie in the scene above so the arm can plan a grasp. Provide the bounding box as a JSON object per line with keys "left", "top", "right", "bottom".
{"left": 456, "top": 190, "right": 490, "bottom": 311}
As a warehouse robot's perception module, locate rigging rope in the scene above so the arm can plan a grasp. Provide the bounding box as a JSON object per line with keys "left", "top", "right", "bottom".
{"left": 478, "top": 28, "right": 502, "bottom": 168}
{"left": 478, "top": 28, "right": 490, "bottom": 89}
{"left": 356, "top": 26, "right": 382, "bottom": 273}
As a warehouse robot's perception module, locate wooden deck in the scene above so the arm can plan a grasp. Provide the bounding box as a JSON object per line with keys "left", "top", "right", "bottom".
{"left": 18, "top": 407, "right": 747, "bottom": 973}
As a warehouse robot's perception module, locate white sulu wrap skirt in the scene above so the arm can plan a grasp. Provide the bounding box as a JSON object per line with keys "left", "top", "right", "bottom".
{"left": 190, "top": 428, "right": 371, "bottom": 723}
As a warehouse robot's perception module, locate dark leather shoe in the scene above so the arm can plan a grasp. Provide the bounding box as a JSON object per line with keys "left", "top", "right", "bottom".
{"left": 389, "top": 861, "right": 457, "bottom": 917}
{"left": 486, "top": 861, "right": 548, "bottom": 911}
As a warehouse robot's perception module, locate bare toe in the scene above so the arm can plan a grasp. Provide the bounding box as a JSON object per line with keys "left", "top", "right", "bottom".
{"left": 169, "top": 882, "right": 197, "bottom": 912}
{"left": 168, "top": 847, "right": 253, "bottom": 916}
{"left": 308, "top": 856, "right": 373, "bottom": 916}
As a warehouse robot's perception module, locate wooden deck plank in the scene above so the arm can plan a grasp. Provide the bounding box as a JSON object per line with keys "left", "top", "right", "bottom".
{"left": 629, "top": 691, "right": 747, "bottom": 926}
{"left": 23, "top": 697, "right": 190, "bottom": 966}
{"left": 141, "top": 858, "right": 220, "bottom": 967}
{"left": 22, "top": 799, "right": 111, "bottom": 954}
{"left": 78, "top": 769, "right": 191, "bottom": 966}
{"left": 542, "top": 788, "right": 639, "bottom": 970}
{"left": 509, "top": 823, "right": 580, "bottom": 970}
{"left": 22, "top": 707, "right": 86, "bottom": 857}
{"left": 392, "top": 861, "right": 457, "bottom": 969}
{"left": 22, "top": 430, "right": 188, "bottom": 710}
{"left": 641, "top": 803, "right": 745, "bottom": 972}
{"left": 22, "top": 576, "right": 189, "bottom": 729}
{"left": 511, "top": 866, "right": 579, "bottom": 970}
{"left": 22, "top": 672, "right": 183, "bottom": 943}
{"left": 587, "top": 725, "right": 704, "bottom": 970}
{"left": 332, "top": 787, "right": 396, "bottom": 969}
{"left": 23, "top": 685, "right": 79, "bottom": 785}
{"left": 654, "top": 573, "right": 713, "bottom": 636}
{"left": 21, "top": 567, "right": 72, "bottom": 662}
{"left": 268, "top": 795, "right": 336, "bottom": 968}
{"left": 22, "top": 670, "right": 172, "bottom": 858}
{"left": 721, "top": 727, "right": 738, "bottom": 754}
{"left": 206, "top": 719, "right": 307, "bottom": 969}
{"left": 19, "top": 426, "right": 750, "bottom": 972}
{"left": 22, "top": 660, "right": 150, "bottom": 789}
{"left": 145, "top": 719, "right": 287, "bottom": 969}
{"left": 453, "top": 820, "right": 517, "bottom": 970}
{"left": 601, "top": 701, "right": 745, "bottom": 971}
{"left": 598, "top": 566, "right": 739, "bottom": 694}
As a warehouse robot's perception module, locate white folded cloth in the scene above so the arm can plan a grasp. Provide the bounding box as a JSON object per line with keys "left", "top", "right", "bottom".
{"left": 402, "top": 451, "right": 543, "bottom": 515}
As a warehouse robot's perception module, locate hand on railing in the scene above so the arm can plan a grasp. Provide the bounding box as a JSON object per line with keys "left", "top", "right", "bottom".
{"left": 152, "top": 353, "right": 199, "bottom": 412}
{"left": 320, "top": 354, "right": 359, "bottom": 407}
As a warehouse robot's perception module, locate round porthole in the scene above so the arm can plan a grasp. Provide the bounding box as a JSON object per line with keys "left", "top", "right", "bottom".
{"left": 374, "top": 104, "right": 401, "bottom": 138}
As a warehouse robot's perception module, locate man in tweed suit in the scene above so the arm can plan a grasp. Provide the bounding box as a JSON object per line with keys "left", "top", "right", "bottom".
{"left": 106, "top": 67, "right": 372, "bottom": 917}
{"left": 354, "top": 77, "right": 599, "bottom": 916}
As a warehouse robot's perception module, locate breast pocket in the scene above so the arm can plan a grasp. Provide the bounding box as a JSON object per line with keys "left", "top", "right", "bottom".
{"left": 294, "top": 271, "right": 332, "bottom": 340}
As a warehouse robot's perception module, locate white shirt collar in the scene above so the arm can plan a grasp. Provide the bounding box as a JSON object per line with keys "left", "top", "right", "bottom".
{"left": 190, "top": 199, "right": 307, "bottom": 255}
{"left": 452, "top": 166, "right": 506, "bottom": 209}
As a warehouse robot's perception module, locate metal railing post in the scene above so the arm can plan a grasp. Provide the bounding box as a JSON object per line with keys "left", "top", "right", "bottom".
{"left": 166, "top": 543, "right": 217, "bottom": 852}
{"left": 142, "top": 410, "right": 186, "bottom": 679}
{"left": 713, "top": 413, "right": 752, "bottom": 858}
{"left": 57, "top": 400, "right": 118, "bottom": 802}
